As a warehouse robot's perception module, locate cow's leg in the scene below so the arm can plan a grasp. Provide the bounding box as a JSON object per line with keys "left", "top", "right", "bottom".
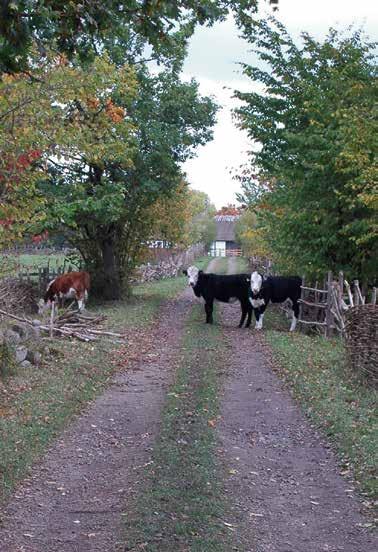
{"left": 239, "top": 300, "right": 251, "bottom": 328}
{"left": 246, "top": 302, "right": 253, "bottom": 328}
{"left": 205, "top": 300, "right": 214, "bottom": 324}
{"left": 254, "top": 308, "right": 260, "bottom": 329}
{"left": 76, "top": 291, "right": 85, "bottom": 312}
{"left": 255, "top": 305, "right": 267, "bottom": 329}
{"left": 239, "top": 300, "right": 247, "bottom": 328}
{"left": 290, "top": 300, "right": 299, "bottom": 332}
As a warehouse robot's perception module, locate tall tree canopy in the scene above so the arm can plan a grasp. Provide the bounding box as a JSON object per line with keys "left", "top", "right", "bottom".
{"left": 235, "top": 19, "right": 377, "bottom": 284}
{"left": 39, "top": 65, "right": 217, "bottom": 298}
{"left": 1, "top": 53, "right": 137, "bottom": 247}
{"left": 0, "top": 0, "right": 258, "bottom": 72}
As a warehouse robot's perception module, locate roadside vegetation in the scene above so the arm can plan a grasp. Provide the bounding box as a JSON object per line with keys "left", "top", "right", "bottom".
{"left": 263, "top": 308, "right": 377, "bottom": 502}
{"left": 235, "top": 20, "right": 376, "bottom": 285}
{"left": 0, "top": 259, "right": 207, "bottom": 505}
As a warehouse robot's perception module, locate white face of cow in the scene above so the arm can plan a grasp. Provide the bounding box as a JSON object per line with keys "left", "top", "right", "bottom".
{"left": 250, "top": 271, "right": 263, "bottom": 296}
{"left": 186, "top": 266, "right": 200, "bottom": 287}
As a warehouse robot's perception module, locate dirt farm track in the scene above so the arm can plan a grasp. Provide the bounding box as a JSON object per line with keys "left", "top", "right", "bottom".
{"left": 0, "top": 257, "right": 376, "bottom": 552}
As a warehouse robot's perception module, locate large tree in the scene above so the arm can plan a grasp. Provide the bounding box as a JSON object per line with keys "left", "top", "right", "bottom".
{"left": 0, "top": 1, "right": 259, "bottom": 72}
{"left": 1, "top": 53, "right": 137, "bottom": 248}
{"left": 235, "top": 19, "right": 377, "bottom": 283}
{"left": 40, "top": 66, "right": 217, "bottom": 298}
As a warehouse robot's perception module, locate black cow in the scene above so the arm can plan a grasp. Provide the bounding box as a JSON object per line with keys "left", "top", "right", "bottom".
{"left": 249, "top": 271, "right": 302, "bottom": 331}
{"left": 183, "top": 265, "right": 252, "bottom": 327}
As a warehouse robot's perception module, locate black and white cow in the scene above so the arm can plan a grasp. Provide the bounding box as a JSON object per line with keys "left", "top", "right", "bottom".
{"left": 249, "top": 271, "right": 302, "bottom": 331}
{"left": 183, "top": 266, "right": 252, "bottom": 327}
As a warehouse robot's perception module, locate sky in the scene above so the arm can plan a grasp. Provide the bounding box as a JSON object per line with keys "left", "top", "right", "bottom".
{"left": 181, "top": 0, "right": 378, "bottom": 209}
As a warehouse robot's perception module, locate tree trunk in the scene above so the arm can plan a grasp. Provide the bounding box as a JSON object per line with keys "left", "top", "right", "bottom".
{"left": 97, "top": 238, "right": 122, "bottom": 300}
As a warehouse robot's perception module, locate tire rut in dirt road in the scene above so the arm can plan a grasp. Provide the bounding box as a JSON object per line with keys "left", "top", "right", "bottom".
{"left": 216, "top": 257, "right": 377, "bottom": 552}
{"left": 0, "top": 288, "right": 194, "bottom": 552}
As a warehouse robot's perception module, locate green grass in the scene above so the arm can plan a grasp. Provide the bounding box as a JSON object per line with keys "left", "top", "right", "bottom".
{"left": 18, "top": 253, "right": 66, "bottom": 269}
{"left": 95, "top": 257, "right": 210, "bottom": 331}
{"left": 0, "top": 253, "right": 66, "bottom": 273}
{"left": 121, "top": 302, "right": 232, "bottom": 551}
{"left": 229, "top": 256, "right": 249, "bottom": 273}
{"left": 263, "top": 309, "right": 378, "bottom": 500}
{"left": 208, "top": 256, "right": 229, "bottom": 274}
{"left": 0, "top": 259, "right": 208, "bottom": 506}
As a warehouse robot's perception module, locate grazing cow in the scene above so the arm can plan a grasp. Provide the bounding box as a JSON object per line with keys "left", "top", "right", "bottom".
{"left": 183, "top": 266, "right": 252, "bottom": 327}
{"left": 38, "top": 271, "right": 90, "bottom": 313}
{"left": 249, "top": 271, "right": 302, "bottom": 331}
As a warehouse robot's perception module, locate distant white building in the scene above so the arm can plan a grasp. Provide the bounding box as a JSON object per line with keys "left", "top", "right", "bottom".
{"left": 210, "top": 215, "right": 241, "bottom": 257}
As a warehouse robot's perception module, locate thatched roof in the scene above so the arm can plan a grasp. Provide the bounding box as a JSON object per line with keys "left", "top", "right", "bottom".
{"left": 214, "top": 216, "right": 239, "bottom": 241}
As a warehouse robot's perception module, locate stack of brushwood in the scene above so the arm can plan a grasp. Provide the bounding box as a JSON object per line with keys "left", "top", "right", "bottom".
{"left": 0, "top": 307, "right": 125, "bottom": 343}
{"left": 344, "top": 304, "right": 378, "bottom": 383}
{"left": 0, "top": 278, "right": 37, "bottom": 314}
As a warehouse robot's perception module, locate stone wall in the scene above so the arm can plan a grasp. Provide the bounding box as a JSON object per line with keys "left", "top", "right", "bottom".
{"left": 0, "top": 320, "right": 43, "bottom": 377}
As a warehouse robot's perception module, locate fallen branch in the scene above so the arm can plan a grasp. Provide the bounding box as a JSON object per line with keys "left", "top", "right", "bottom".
{"left": 0, "top": 306, "right": 125, "bottom": 343}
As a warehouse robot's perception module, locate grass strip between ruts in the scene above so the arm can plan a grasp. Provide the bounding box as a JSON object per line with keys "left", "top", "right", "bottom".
{"left": 121, "top": 302, "right": 231, "bottom": 551}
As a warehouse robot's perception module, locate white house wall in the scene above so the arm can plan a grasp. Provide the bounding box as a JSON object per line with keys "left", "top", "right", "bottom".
{"left": 210, "top": 240, "right": 226, "bottom": 257}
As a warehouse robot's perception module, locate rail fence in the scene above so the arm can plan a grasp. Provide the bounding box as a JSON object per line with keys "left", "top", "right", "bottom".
{"left": 208, "top": 248, "right": 242, "bottom": 257}
{"left": 18, "top": 261, "right": 82, "bottom": 294}
{"left": 278, "top": 271, "right": 377, "bottom": 338}
{"left": 279, "top": 271, "right": 377, "bottom": 381}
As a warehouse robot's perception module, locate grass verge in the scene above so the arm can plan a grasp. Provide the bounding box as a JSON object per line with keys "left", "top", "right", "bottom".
{"left": 263, "top": 308, "right": 377, "bottom": 501}
{"left": 0, "top": 258, "right": 208, "bottom": 506}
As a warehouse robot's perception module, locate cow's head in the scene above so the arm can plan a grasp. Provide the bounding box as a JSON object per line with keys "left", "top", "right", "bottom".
{"left": 183, "top": 265, "right": 200, "bottom": 288}
{"left": 37, "top": 281, "right": 55, "bottom": 314}
{"left": 250, "top": 271, "right": 263, "bottom": 297}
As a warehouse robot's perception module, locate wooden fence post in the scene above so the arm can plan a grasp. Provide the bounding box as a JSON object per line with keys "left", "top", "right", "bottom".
{"left": 371, "top": 288, "right": 377, "bottom": 305}
{"left": 325, "top": 270, "right": 333, "bottom": 338}
{"left": 353, "top": 279, "right": 360, "bottom": 306}
{"left": 299, "top": 275, "right": 305, "bottom": 329}
{"left": 338, "top": 271, "right": 344, "bottom": 300}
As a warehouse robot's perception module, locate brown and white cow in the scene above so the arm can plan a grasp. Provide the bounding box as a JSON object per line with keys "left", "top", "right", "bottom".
{"left": 38, "top": 271, "right": 90, "bottom": 313}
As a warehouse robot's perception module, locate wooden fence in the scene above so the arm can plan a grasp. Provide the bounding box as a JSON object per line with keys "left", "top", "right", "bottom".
{"left": 208, "top": 248, "right": 242, "bottom": 258}
{"left": 18, "top": 261, "right": 81, "bottom": 293}
{"left": 281, "top": 271, "right": 377, "bottom": 338}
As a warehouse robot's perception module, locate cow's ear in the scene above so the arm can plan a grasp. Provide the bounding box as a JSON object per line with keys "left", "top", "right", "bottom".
{"left": 182, "top": 269, "right": 188, "bottom": 276}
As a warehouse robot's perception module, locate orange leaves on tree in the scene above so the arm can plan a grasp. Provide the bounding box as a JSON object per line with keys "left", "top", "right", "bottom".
{"left": 105, "top": 99, "right": 125, "bottom": 123}
{"left": 86, "top": 96, "right": 100, "bottom": 110}
{"left": 216, "top": 204, "right": 242, "bottom": 216}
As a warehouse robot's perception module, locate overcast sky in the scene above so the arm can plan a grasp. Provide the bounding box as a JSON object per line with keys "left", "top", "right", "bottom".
{"left": 182, "top": 0, "right": 378, "bottom": 209}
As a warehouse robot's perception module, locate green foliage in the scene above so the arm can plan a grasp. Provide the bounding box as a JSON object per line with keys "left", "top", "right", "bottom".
{"left": 0, "top": 0, "right": 258, "bottom": 73}
{"left": 0, "top": 53, "right": 137, "bottom": 248}
{"left": 186, "top": 189, "right": 217, "bottom": 248}
{"left": 41, "top": 66, "right": 217, "bottom": 298}
{"left": 1, "top": 0, "right": 261, "bottom": 297}
{"left": 234, "top": 207, "right": 270, "bottom": 257}
{"left": 235, "top": 20, "right": 378, "bottom": 283}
